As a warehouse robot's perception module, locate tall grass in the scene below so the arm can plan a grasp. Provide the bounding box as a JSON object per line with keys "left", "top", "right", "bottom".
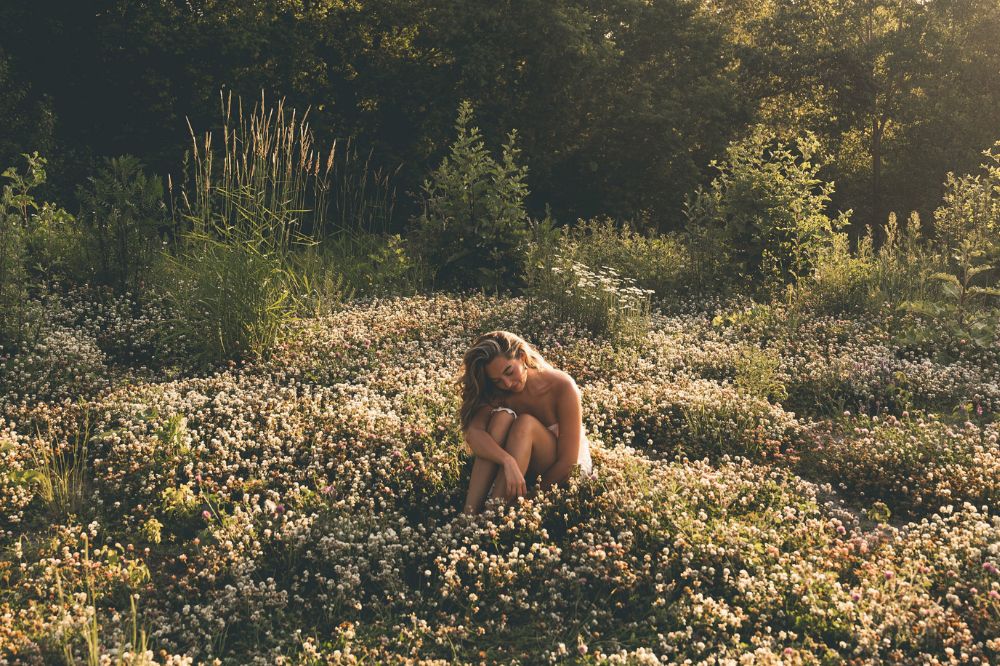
{"left": 6, "top": 407, "right": 94, "bottom": 518}
{"left": 318, "top": 138, "right": 406, "bottom": 296}
{"left": 55, "top": 536, "right": 153, "bottom": 666}
{"left": 160, "top": 224, "right": 304, "bottom": 365}
{"left": 165, "top": 93, "right": 382, "bottom": 365}
{"left": 172, "top": 91, "right": 398, "bottom": 243}
{"left": 163, "top": 92, "right": 404, "bottom": 365}
{"left": 326, "top": 136, "right": 400, "bottom": 238}
{"left": 177, "top": 91, "right": 333, "bottom": 241}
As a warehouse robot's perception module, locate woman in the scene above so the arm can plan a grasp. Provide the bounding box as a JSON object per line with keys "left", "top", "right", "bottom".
{"left": 457, "top": 331, "right": 594, "bottom": 515}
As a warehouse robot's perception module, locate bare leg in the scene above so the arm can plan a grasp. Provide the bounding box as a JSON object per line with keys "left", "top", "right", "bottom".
{"left": 489, "top": 414, "right": 558, "bottom": 503}
{"left": 463, "top": 410, "right": 515, "bottom": 515}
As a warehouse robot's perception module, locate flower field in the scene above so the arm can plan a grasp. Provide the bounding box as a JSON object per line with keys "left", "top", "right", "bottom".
{"left": 1, "top": 290, "right": 998, "bottom": 664}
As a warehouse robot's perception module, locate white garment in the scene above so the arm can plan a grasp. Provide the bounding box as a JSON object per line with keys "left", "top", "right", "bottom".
{"left": 546, "top": 421, "right": 594, "bottom": 477}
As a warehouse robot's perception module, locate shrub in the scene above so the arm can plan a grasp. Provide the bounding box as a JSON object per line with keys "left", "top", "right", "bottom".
{"left": 543, "top": 216, "right": 692, "bottom": 306}
{"left": 0, "top": 154, "right": 33, "bottom": 346}
{"left": 76, "top": 155, "right": 166, "bottom": 293}
{"left": 410, "top": 101, "right": 530, "bottom": 293}
{"left": 24, "top": 202, "right": 86, "bottom": 283}
{"left": 894, "top": 148, "right": 1000, "bottom": 352}
{"left": 793, "top": 232, "right": 878, "bottom": 315}
{"left": 898, "top": 237, "right": 1000, "bottom": 350}
{"left": 684, "top": 127, "right": 850, "bottom": 297}
{"left": 933, "top": 140, "right": 1000, "bottom": 257}
{"left": 309, "top": 231, "right": 425, "bottom": 300}
{"left": 526, "top": 251, "right": 653, "bottom": 346}
{"left": 1, "top": 152, "right": 87, "bottom": 348}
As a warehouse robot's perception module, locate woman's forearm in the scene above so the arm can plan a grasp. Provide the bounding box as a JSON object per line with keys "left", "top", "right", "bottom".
{"left": 540, "top": 459, "right": 573, "bottom": 489}
{"left": 464, "top": 429, "right": 513, "bottom": 466}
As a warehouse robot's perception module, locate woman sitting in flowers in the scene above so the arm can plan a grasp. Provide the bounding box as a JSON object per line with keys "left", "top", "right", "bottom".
{"left": 458, "top": 331, "right": 594, "bottom": 515}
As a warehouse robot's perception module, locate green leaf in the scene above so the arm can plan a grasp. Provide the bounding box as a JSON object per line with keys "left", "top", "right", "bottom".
{"left": 965, "top": 264, "right": 994, "bottom": 279}
{"left": 930, "top": 272, "right": 961, "bottom": 287}
{"left": 8, "top": 469, "right": 44, "bottom": 486}
{"left": 900, "top": 300, "right": 942, "bottom": 317}
{"left": 941, "top": 281, "right": 962, "bottom": 299}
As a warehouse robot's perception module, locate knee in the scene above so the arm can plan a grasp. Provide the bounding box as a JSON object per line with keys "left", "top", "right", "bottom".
{"left": 510, "top": 413, "right": 541, "bottom": 439}
{"left": 487, "top": 413, "right": 515, "bottom": 447}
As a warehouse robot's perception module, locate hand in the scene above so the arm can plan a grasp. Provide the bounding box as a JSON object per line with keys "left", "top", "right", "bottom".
{"left": 502, "top": 456, "right": 527, "bottom": 499}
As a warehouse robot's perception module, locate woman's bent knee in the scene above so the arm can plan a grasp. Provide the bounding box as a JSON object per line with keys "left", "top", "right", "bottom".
{"left": 488, "top": 409, "right": 515, "bottom": 428}
{"left": 487, "top": 411, "right": 515, "bottom": 448}
{"left": 510, "top": 413, "right": 541, "bottom": 436}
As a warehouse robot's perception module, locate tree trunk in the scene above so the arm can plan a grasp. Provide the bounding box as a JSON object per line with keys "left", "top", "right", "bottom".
{"left": 871, "top": 113, "right": 883, "bottom": 228}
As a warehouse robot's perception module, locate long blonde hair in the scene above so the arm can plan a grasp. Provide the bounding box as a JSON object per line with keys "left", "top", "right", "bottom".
{"left": 456, "top": 331, "right": 550, "bottom": 430}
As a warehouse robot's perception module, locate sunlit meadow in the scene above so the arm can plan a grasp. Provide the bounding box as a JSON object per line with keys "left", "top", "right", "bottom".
{"left": 1, "top": 288, "right": 998, "bottom": 664}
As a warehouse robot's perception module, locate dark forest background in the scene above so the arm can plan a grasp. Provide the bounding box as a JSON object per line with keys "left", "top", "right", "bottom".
{"left": 4, "top": 0, "right": 1000, "bottom": 236}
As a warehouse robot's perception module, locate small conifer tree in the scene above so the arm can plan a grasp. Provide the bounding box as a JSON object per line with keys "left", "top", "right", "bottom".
{"left": 412, "top": 101, "right": 530, "bottom": 292}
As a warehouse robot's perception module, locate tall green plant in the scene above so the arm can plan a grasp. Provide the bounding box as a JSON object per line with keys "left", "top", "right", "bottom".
{"left": 77, "top": 155, "right": 165, "bottom": 293}
{"left": 0, "top": 154, "right": 34, "bottom": 346}
{"left": 411, "top": 100, "right": 530, "bottom": 293}
{"left": 867, "top": 212, "right": 939, "bottom": 307}
{"left": 684, "top": 127, "right": 851, "bottom": 296}
{"left": 933, "top": 141, "right": 1000, "bottom": 255}
{"left": 899, "top": 238, "right": 1000, "bottom": 349}
{"left": 164, "top": 94, "right": 341, "bottom": 366}
{"left": 895, "top": 146, "right": 1000, "bottom": 352}
{"left": 0, "top": 152, "right": 69, "bottom": 346}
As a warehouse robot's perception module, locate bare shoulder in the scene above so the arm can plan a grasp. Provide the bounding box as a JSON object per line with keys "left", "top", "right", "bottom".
{"left": 547, "top": 368, "right": 581, "bottom": 397}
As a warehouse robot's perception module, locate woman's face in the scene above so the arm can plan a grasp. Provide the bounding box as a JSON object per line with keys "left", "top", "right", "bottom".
{"left": 484, "top": 352, "right": 528, "bottom": 393}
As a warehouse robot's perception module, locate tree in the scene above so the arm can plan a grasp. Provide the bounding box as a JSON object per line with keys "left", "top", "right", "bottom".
{"left": 411, "top": 101, "right": 530, "bottom": 293}
{"left": 714, "top": 0, "right": 1000, "bottom": 236}
{"left": 684, "top": 127, "right": 851, "bottom": 294}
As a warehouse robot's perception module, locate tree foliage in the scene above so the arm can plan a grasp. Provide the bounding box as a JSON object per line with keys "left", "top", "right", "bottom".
{"left": 411, "top": 101, "right": 530, "bottom": 293}
{"left": 2, "top": 0, "right": 1000, "bottom": 239}
{"left": 685, "top": 128, "right": 850, "bottom": 295}
{"left": 0, "top": 0, "right": 741, "bottom": 228}
{"left": 714, "top": 0, "right": 1000, "bottom": 231}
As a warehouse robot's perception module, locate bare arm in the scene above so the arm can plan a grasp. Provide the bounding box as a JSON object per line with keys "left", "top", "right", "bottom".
{"left": 464, "top": 405, "right": 515, "bottom": 466}
{"left": 540, "top": 378, "right": 582, "bottom": 489}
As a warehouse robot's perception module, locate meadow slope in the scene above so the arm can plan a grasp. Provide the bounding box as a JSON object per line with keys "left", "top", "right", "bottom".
{"left": 1, "top": 292, "right": 998, "bottom": 664}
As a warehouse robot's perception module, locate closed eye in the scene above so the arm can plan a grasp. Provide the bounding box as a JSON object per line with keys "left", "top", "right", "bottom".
{"left": 491, "top": 370, "right": 512, "bottom": 385}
